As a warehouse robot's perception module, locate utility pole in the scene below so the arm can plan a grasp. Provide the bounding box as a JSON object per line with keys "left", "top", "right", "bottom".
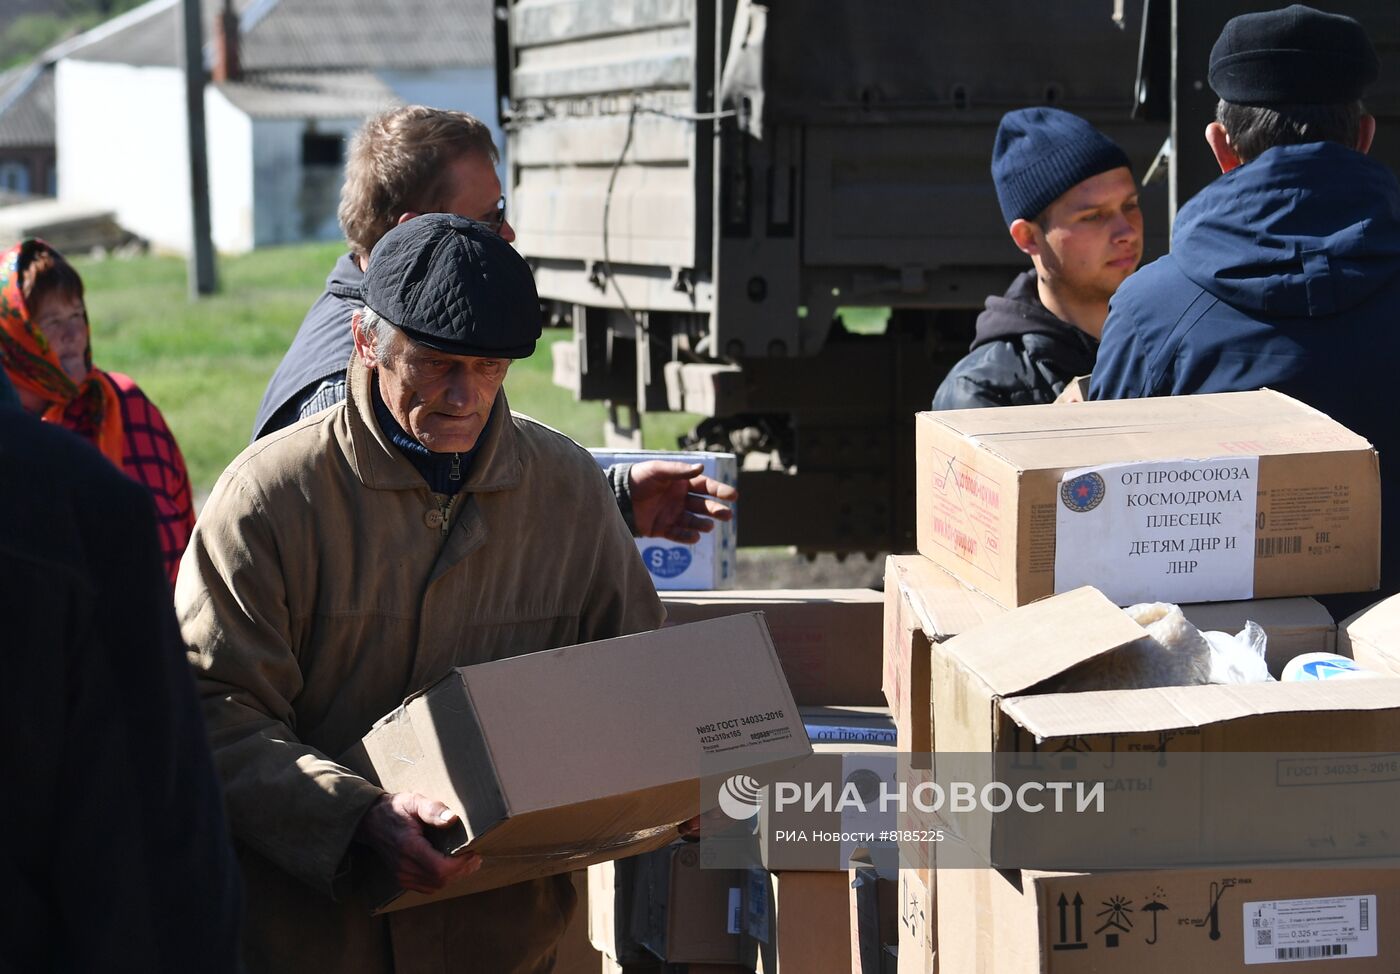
{"left": 180, "top": 0, "right": 217, "bottom": 296}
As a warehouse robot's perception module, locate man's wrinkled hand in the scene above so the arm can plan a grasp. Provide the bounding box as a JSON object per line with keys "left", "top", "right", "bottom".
{"left": 629, "top": 460, "right": 738, "bottom": 544}
{"left": 354, "top": 792, "right": 482, "bottom": 894}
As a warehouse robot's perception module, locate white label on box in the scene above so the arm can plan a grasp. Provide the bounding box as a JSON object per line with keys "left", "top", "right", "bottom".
{"left": 728, "top": 887, "right": 742, "bottom": 935}
{"left": 1243, "top": 895, "right": 1377, "bottom": 964}
{"left": 1055, "top": 457, "right": 1259, "bottom": 605}
{"left": 589, "top": 449, "right": 738, "bottom": 591}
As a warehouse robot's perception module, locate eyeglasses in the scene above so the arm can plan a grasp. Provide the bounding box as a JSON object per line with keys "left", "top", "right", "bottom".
{"left": 481, "top": 196, "right": 506, "bottom": 234}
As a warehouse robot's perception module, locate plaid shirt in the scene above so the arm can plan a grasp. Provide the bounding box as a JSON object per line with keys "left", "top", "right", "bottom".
{"left": 107, "top": 372, "right": 195, "bottom": 585}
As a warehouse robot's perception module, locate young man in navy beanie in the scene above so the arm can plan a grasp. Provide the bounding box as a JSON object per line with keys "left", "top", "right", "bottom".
{"left": 933, "top": 106, "right": 1142, "bottom": 409}
{"left": 1090, "top": 4, "right": 1399, "bottom": 618}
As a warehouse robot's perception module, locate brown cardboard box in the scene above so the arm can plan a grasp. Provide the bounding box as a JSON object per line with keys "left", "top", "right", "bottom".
{"left": 897, "top": 868, "right": 935, "bottom": 974}
{"left": 744, "top": 868, "right": 853, "bottom": 974}
{"left": 931, "top": 586, "right": 1400, "bottom": 870}
{"left": 1340, "top": 595, "right": 1400, "bottom": 673}
{"left": 662, "top": 590, "right": 885, "bottom": 706}
{"left": 883, "top": 556, "right": 1006, "bottom": 756}
{"left": 343, "top": 613, "right": 812, "bottom": 912}
{"left": 938, "top": 862, "right": 1400, "bottom": 973}
{"left": 916, "top": 390, "right": 1380, "bottom": 607}
{"left": 631, "top": 842, "right": 743, "bottom": 964}
{"left": 849, "top": 862, "right": 899, "bottom": 974}
{"left": 1179, "top": 597, "right": 1335, "bottom": 677}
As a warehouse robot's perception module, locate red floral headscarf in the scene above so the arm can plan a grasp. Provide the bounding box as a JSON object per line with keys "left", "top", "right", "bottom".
{"left": 0, "top": 239, "right": 124, "bottom": 466}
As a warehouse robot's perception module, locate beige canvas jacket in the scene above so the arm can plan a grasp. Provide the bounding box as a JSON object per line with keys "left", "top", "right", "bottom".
{"left": 178, "top": 355, "right": 664, "bottom": 973}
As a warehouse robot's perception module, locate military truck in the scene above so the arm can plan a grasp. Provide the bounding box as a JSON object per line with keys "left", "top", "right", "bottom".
{"left": 494, "top": 0, "right": 1399, "bottom": 555}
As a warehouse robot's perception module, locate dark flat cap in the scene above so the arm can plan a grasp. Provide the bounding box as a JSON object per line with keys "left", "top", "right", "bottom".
{"left": 1209, "top": 4, "right": 1378, "bottom": 106}
{"left": 362, "top": 214, "right": 541, "bottom": 359}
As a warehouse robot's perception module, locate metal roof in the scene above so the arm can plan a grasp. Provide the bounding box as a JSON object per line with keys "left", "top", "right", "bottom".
{"left": 215, "top": 69, "right": 402, "bottom": 118}
{"left": 0, "top": 63, "right": 54, "bottom": 148}
{"left": 240, "top": 0, "right": 492, "bottom": 72}
{"left": 62, "top": 0, "right": 493, "bottom": 72}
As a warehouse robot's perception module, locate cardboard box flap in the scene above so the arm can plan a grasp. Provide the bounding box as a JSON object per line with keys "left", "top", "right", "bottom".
{"left": 922, "top": 390, "right": 1373, "bottom": 468}
{"left": 940, "top": 587, "right": 1146, "bottom": 696}
{"left": 891, "top": 557, "right": 1006, "bottom": 638}
{"left": 352, "top": 675, "right": 503, "bottom": 846}
{"left": 1001, "top": 678, "right": 1400, "bottom": 740}
{"left": 924, "top": 389, "right": 1318, "bottom": 438}
{"left": 1341, "top": 594, "right": 1400, "bottom": 670}
{"left": 983, "top": 425, "right": 1372, "bottom": 471}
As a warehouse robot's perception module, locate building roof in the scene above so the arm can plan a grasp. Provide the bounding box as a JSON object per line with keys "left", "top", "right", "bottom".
{"left": 60, "top": 0, "right": 188, "bottom": 68}
{"left": 2, "top": 0, "right": 491, "bottom": 147}
{"left": 240, "top": 0, "right": 493, "bottom": 72}
{"left": 62, "top": 0, "right": 493, "bottom": 72}
{"left": 216, "top": 69, "right": 401, "bottom": 118}
{"left": 0, "top": 62, "right": 55, "bottom": 148}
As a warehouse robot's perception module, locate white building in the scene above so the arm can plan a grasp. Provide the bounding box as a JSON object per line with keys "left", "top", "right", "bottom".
{"left": 54, "top": 0, "right": 496, "bottom": 254}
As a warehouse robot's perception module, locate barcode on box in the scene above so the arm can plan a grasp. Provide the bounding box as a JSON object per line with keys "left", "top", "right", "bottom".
{"left": 1256, "top": 536, "right": 1302, "bottom": 557}
{"left": 1244, "top": 895, "right": 1377, "bottom": 965}
{"left": 1276, "top": 945, "right": 1348, "bottom": 960}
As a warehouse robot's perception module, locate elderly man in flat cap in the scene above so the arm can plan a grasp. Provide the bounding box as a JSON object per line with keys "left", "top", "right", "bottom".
{"left": 1091, "top": 3, "right": 1400, "bottom": 617}
{"left": 178, "top": 214, "right": 665, "bottom": 974}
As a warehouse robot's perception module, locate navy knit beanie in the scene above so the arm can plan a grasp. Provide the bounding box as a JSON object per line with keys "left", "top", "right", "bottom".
{"left": 991, "top": 108, "right": 1132, "bottom": 225}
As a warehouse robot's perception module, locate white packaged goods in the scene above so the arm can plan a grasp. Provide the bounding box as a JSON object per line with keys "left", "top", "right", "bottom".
{"left": 1282, "top": 652, "right": 1380, "bottom": 682}
{"left": 590, "top": 449, "right": 738, "bottom": 590}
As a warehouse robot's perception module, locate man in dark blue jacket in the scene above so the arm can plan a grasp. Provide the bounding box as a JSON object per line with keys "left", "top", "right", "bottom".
{"left": 934, "top": 107, "right": 1143, "bottom": 409}
{"left": 1091, "top": 5, "right": 1397, "bottom": 616}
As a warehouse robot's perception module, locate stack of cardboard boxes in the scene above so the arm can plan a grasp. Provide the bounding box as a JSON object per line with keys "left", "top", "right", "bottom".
{"left": 884, "top": 390, "right": 1400, "bottom": 972}
{"left": 342, "top": 391, "right": 1400, "bottom": 973}
{"left": 578, "top": 589, "right": 905, "bottom": 973}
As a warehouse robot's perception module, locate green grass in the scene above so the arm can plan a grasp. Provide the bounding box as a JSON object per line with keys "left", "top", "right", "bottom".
{"left": 839, "top": 306, "right": 890, "bottom": 335}
{"left": 73, "top": 242, "right": 701, "bottom": 496}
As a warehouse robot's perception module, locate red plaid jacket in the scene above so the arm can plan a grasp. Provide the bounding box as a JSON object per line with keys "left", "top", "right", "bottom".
{"left": 108, "top": 371, "right": 195, "bottom": 585}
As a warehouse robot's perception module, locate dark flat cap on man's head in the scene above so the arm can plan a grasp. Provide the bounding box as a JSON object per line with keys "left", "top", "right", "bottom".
{"left": 362, "top": 214, "right": 541, "bottom": 359}
{"left": 991, "top": 107, "right": 1131, "bottom": 226}
{"left": 1209, "top": 4, "right": 1378, "bottom": 106}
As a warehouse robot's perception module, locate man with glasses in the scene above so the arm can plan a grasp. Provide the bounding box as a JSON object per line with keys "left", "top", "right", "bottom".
{"left": 255, "top": 105, "right": 734, "bottom": 543}
{"left": 254, "top": 106, "right": 511, "bottom": 441}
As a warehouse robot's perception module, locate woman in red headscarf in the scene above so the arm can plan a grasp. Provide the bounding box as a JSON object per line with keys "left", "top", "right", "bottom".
{"left": 0, "top": 239, "right": 194, "bottom": 584}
